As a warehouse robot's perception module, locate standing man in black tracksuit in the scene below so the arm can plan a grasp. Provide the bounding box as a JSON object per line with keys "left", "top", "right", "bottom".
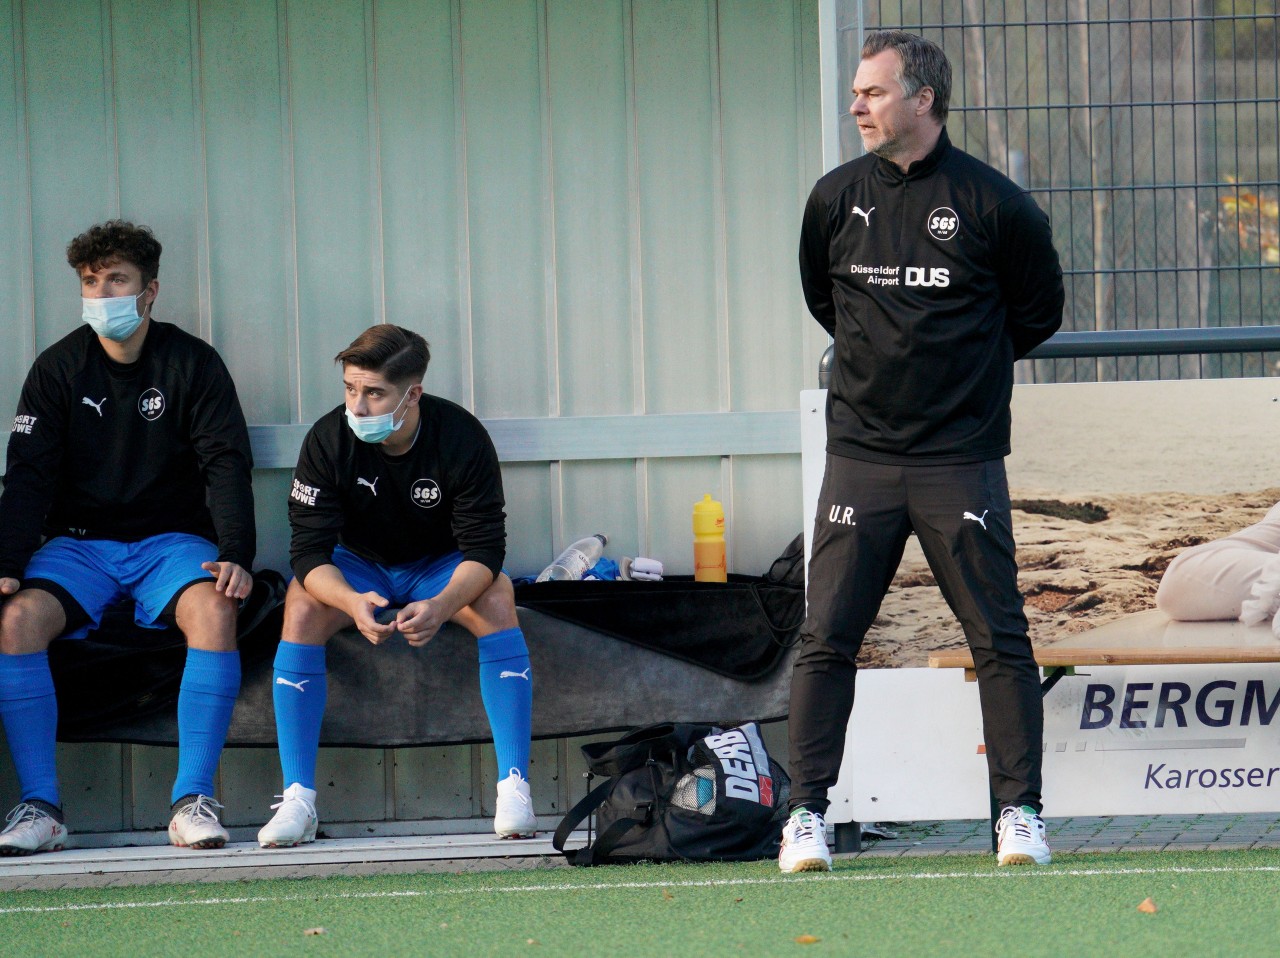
{"left": 778, "top": 30, "right": 1065, "bottom": 873}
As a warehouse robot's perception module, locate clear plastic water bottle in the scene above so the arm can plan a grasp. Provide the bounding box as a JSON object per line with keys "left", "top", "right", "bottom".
{"left": 535, "top": 534, "right": 608, "bottom": 582}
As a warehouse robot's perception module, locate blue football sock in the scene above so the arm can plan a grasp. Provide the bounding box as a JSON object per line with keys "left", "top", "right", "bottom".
{"left": 172, "top": 648, "right": 240, "bottom": 804}
{"left": 271, "top": 641, "right": 327, "bottom": 790}
{"left": 0, "top": 652, "right": 60, "bottom": 808}
{"left": 477, "top": 628, "right": 532, "bottom": 778}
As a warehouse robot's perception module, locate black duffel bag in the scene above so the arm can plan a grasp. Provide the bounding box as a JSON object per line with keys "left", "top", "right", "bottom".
{"left": 553, "top": 721, "right": 790, "bottom": 865}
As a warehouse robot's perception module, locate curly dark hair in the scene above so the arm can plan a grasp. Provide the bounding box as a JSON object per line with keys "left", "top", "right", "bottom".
{"left": 65, "top": 220, "right": 163, "bottom": 285}
{"left": 335, "top": 324, "right": 431, "bottom": 385}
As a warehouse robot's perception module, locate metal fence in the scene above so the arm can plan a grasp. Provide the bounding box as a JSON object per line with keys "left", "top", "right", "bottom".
{"left": 834, "top": 0, "right": 1279, "bottom": 382}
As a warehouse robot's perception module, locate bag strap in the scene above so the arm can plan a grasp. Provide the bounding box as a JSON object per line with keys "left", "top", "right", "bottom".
{"left": 553, "top": 777, "right": 614, "bottom": 858}
{"left": 552, "top": 770, "right": 662, "bottom": 866}
{"left": 580, "top": 759, "right": 662, "bottom": 865}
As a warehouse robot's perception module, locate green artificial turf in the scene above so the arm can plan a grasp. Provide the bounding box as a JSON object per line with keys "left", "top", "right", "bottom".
{"left": 3, "top": 850, "right": 1279, "bottom": 957}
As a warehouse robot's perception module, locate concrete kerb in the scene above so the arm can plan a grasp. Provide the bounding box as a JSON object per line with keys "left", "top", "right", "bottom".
{"left": 5, "top": 813, "right": 1280, "bottom": 890}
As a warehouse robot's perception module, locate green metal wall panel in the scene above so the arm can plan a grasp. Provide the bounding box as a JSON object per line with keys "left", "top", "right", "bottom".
{"left": 199, "top": 0, "right": 298, "bottom": 422}
{"left": 498, "top": 460, "right": 553, "bottom": 577}
{"left": 546, "top": 0, "right": 633, "bottom": 417}
{"left": 460, "top": 0, "right": 549, "bottom": 419}
{"left": 0, "top": 0, "right": 33, "bottom": 420}
{"left": 394, "top": 743, "right": 476, "bottom": 820}
{"left": 129, "top": 745, "right": 178, "bottom": 830}
{"left": 646, "top": 456, "right": 723, "bottom": 574}
{"left": 720, "top": 0, "right": 811, "bottom": 411}
{"left": 287, "top": 0, "right": 381, "bottom": 421}
{"left": 729, "top": 454, "right": 804, "bottom": 577}
{"left": 796, "top": 0, "right": 829, "bottom": 378}
{"left": 112, "top": 0, "right": 203, "bottom": 340}
{"left": 373, "top": 0, "right": 465, "bottom": 405}
{"left": 559, "top": 460, "right": 639, "bottom": 561}
{"left": 23, "top": 0, "right": 113, "bottom": 352}
{"left": 633, "top": 0, "right": 721, "bottom": 414}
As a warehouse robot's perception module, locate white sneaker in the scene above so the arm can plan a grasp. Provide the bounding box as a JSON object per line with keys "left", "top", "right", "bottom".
{"left": 258, "top": 784, "right": 319, "bottom": 848}
{"left": 778, "top": 807, "right": 832, "bottom": 873}
{"left": 996, "top": 805, "right": 1052, "bottom": 865}
{"left": 494, "top": 768, "right": 537, "bottom": 839}
{"left": 0, "top": 803, "right": 68, "bottom": 856}
{"left": 168, "top": 795, "right": 229, "bottom": 849}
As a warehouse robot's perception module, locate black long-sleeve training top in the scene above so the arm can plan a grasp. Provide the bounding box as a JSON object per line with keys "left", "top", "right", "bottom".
{"left": 0, "top": 320, "right": 256, "bottom": 580}
{"left": 288, "top": 394, "right": 507, "bottom": 585}
{"left": 800, "top": 128, "right": 1065, "bottom": 465}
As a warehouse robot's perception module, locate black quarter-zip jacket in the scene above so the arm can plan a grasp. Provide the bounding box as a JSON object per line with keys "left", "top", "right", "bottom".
{"left": 288, "top": 395, "right": 506, "bottom": 585}
{"left": 0, "top": 320, "right": 256, "bottom": 580}
{"left": 800, "top": 128, "right": 1065, "bottom": 465}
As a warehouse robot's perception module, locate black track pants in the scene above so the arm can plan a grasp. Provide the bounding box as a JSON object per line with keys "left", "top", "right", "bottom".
{"left": 788, "top": 454, "right": 1043, "bottom": 814}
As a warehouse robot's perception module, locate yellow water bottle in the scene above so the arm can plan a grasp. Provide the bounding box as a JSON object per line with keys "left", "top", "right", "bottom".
{"left": 693, "top": 494, "right": 727, "bottom": 582}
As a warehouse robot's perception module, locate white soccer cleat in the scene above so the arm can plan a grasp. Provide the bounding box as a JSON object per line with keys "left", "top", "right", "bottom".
{"left": 258, "top": 783, "right": 319, "bottom": 848}
{"left": 0, "top": 802, "right": 68, "bottom": 856}
{"left": 494, "top": 768, "right": 537, "bottom": 839}
{"left": 996, "top": 805, "right": 1052, "bottom": 865}
{"left": 168, "top": 795, "right": 230, "bottom": 849}
{"left": 778, "top": 807, "right": 832, "bottom": 873}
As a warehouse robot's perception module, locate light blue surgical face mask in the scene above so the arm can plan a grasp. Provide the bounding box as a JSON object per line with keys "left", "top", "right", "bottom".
{"left": 82, "top": 291, "right": 146, "bottom": 342}
{"left": 345, "top": 388, "right": 412, "bottom": 444}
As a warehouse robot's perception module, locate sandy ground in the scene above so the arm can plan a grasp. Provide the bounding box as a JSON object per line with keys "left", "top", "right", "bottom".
{"left": 857, "top": 487, "right": 1280, "bottom": 668}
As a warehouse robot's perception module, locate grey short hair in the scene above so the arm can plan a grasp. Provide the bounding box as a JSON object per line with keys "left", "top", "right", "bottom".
{"left": 861, "top": 30, "right": 951, "bottom": 125}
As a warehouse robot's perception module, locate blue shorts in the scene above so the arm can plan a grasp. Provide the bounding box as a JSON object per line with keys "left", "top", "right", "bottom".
{"left": 332, "top": 545, "right": 465, "bottom": 605}
{"left": 24, "top": 533, "right": 218, "bottom": 640}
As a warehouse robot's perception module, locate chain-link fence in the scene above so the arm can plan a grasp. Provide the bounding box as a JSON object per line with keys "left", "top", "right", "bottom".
{"left": 834, "top": 0, "right": 1279, "bottom": 381}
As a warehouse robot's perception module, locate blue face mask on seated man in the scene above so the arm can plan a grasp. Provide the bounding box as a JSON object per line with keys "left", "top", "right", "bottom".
{"left": 345, "top": 388, "right": 412, "bottom": 444}
{"left": 82, "top": 291, "right": 146, "bottom": 342}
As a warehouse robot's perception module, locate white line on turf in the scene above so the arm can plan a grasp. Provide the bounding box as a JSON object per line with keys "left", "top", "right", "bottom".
{"left": 4, "top": 864, "right": 1280, "bottom": 915}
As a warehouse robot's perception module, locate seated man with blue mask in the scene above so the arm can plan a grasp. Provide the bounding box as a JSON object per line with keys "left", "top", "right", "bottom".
{"left": 0, "top": 220, "right": 256, "bottom": 854}
{"left": 258, "top": 323, "right": 535, "bottom": 847}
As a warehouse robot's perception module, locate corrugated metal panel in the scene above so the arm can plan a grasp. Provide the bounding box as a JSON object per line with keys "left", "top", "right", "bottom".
{"left": 199, "top": 0, "right": 301, "bottom": 422}
{"left": 0, "top": 0, "right": 34, "bottom": 415}
{"left": 635, "top": 0, "right": 722, "bottom": 415}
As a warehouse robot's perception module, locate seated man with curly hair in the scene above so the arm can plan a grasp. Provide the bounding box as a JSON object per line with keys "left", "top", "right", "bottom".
{"left": 0, "top": 221, "right": 255, "bottom": 855}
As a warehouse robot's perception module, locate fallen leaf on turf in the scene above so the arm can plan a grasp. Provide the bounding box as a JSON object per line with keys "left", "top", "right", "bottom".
{"left": 1137, "top": 898, "right": 1158, "bottom": 914}
{"left": 662, "top": 889, "right": 674, "bottom": 900}
{"left": 303, "top": 927, "right": 327, "bottom": 936}
{"left": 795, "top": 935, "right": 821, "bottom": 944}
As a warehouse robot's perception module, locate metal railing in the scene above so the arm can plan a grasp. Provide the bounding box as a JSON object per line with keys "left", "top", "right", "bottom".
{"left": 818, "top": 325, "right": 1280, "bottom": 387}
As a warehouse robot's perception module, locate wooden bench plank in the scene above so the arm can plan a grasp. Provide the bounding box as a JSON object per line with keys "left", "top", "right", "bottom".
{"left": 929, "top": 645, "right": 1280, "bottom": 670}
{"left": 928, "top": 609, "right": 1280, "bottom": 671}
